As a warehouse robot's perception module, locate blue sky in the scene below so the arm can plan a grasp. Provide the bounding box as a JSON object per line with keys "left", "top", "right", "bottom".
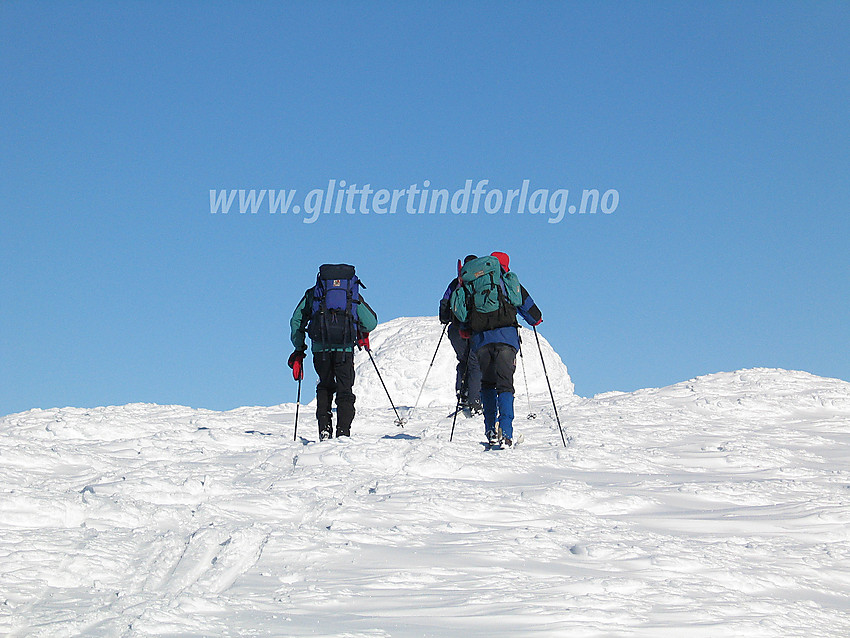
{"left": 2, "top": 2, "right": 848, "bottom": 415}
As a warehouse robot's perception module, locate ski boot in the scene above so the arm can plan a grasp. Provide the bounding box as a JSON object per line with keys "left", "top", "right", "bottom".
{"left": 486, "top": 424, "right": 503, "bottom": 449}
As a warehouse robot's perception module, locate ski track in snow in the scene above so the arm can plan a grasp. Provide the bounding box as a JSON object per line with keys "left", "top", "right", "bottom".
{"left": 2, "top": 323, "right": 850, "bottom": 637}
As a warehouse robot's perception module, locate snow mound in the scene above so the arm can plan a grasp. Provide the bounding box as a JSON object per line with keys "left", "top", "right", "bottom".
{"left": 353, "top": 316, "right": 574, "bottom": 408}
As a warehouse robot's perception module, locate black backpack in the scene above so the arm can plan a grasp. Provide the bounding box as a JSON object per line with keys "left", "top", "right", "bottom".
{"left": 307, "top": 264, "right": 363, "bottom": 345}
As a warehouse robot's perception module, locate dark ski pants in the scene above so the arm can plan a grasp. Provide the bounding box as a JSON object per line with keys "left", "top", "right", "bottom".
{"left": 476, "top": 343, "right": 516, "bottom": 394}
{"left": 313, "top": 351, "right": 356, "bottom": 438}
{"left": 448, "top": 323, "right": 482, "bottom": 405}
{"left": 477, "top": 343, "right": 517, "bottom": 439}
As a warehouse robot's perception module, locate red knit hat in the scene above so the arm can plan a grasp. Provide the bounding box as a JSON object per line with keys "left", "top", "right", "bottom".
{"left": 491, "top": 251, "right": 510, "bottom": 271}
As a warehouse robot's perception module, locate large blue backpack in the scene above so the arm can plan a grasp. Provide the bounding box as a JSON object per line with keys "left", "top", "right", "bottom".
{"left": 307, "top": 264, "right": 363, "bottom": 345}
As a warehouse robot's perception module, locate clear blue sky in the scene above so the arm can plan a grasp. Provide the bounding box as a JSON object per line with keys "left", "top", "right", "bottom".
{"left": 2, "top": 2, "right": 848, "bottom": 415}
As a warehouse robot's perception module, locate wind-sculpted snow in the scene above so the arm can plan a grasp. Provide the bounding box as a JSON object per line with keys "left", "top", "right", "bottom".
{"left": 354, "top": 316, "right": 574, "bottom": 408}
{"left": 2, "top": 367, "right": 850, "bottom": 636}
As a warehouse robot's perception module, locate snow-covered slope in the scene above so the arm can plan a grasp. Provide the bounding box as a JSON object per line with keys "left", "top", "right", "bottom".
{"left": 2, "top": 322, "right": 850, "bottom": 637}
{"left": 353, "top": 316, "right": 574, "bottom": 408}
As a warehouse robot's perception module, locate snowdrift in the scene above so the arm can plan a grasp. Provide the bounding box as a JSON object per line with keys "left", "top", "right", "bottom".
{"left": 353, "top": 316, "right": 574, "bottom": 408}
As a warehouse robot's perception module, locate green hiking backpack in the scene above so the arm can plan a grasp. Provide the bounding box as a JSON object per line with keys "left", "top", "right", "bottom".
{"left": 454, "top": 255, "right": 522, "bottom": 332}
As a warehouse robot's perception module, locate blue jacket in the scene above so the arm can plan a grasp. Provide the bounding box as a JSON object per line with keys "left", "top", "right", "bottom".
{"left": 470, "top": 283, "right": 541, "bottom": 351}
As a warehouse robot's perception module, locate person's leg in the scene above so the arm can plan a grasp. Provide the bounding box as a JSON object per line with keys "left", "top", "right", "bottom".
{"left": 493, "top": 344, "right": 518, "bottom": 442}
{"left": 492, "top": 344, "right": 517, "bottom": 395}
{"left": 447, "top": 323, "right": 468, "bottom": 402}
{"left": 313, "top": 352, "right": 336, "bottom": 440}
{"left": 496, "top": 391, "right": 515, "bottom": 441}
{"left": 476, "top": 344, "right": 499, "bottom": 442}
{"left": 466, "top": 345, "right": 482, "bottom": 412}
{"left": 333, "top": 351, "right": 356, "bottom": 437}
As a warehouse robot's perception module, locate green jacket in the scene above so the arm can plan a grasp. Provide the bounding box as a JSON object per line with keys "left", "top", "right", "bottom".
{"left": 290, "top": 288, "right": 378, "bottom": 353}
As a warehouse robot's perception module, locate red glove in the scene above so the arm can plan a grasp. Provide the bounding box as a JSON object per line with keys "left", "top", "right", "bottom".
{"left": 288, "top": 350, "right": 305, "bottom": 381}
{"left": 356, "top": 333, "right": 370, "bottom": 350}
{"left": 459, "top": 329, "right": 471, "bottom": 339}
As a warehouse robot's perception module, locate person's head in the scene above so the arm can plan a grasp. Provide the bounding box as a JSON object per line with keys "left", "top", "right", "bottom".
{"left": 463, "top": 254, "right": 478, "bottom": 264}
{"left": 491, "top": 251, "right": 510, "bottom": 272}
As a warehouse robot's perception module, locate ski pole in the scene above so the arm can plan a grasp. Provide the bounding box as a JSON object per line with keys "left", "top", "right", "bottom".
{"left": 366, "top": 347, "right": 405, "bottom": 427}
{"left": 518, "top": 334, "right": 536, "bottom": 419}
{"left": 532, "top": 325, "right": 567, "bottom": 447}
{"left": 293, "top": 376, "right": 302, "bottom": 442}
{"left": 449, "top": 345, "right": 470, "bottom": 442}
{"left": 408, "top": 322, "right": 448, "bottom": 422}
{"left": 449, "top": 390, "right": 462, "bottom": 442}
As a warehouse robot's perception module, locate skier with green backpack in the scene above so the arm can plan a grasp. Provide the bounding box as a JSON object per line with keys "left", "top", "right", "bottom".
{"left": 439, "top": 254, "right": 483, "bottom": 417}
{"left": 450, "top": 252, "right": 542, "bottom": 448}
{"left": 288, "top": 264, "right": 378, "bottom": 440}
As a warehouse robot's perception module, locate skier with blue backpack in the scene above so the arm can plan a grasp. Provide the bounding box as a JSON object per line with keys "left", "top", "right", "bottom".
{"left": 288, "top": 264, "right": 378, "bottom": 440}
{"left": 450, "top": 252, "right": 542, "bottom": 448}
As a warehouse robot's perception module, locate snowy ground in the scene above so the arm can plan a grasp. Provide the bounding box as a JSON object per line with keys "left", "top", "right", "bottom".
{"left": 2, "top": 319, "right": 850, "bottom": 637}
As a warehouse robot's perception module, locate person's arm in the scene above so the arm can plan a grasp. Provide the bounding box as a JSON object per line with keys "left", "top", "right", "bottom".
{"left": 289, "top": 289, "right": 312, "bottom": 351}
{"left": 357, "top": 298, "right": 378, "bottom": 333}
{"left": 517, "top": 284, "right": 542, "bottom": 326}
{"left": 439, "top": 280, "right": 456, "bottom": 324}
